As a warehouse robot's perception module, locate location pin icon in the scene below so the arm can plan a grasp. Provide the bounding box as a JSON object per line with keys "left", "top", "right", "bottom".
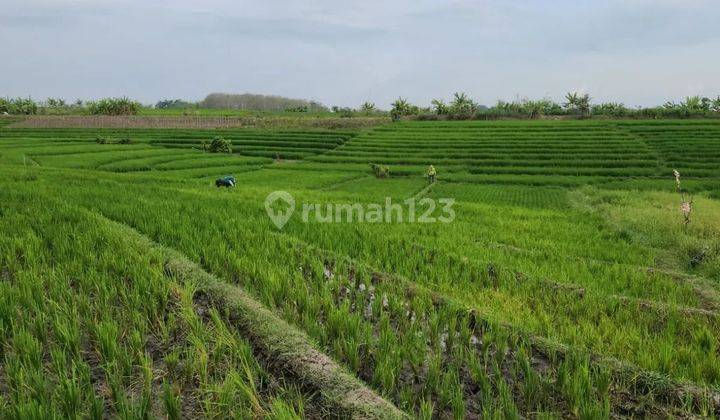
{"left": 264, "top": 191, "right": 295, "bottom": 229}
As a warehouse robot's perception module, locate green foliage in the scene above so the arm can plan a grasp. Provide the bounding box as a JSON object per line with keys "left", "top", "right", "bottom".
{"left": 390, "top": 97, "right": 419, "bottom": 121}
{"left": 200, "top": 93, "right": 327, "bottom": 112}
{"left": 360, "top": 102, "right": 377, "bottom": 115}
{"left": 285, "top": 104, "right": 311, "bottom": 112}
{"left": 592, "top": 102, "right": 629, "bottom": 117}
{"left": 162, "top": 382, "right": 181, "bottom": 420}
{"left": 712, "top": 97, "right": 720, "bottom": 113}
{"left": 1, "top": 120, "right": 720, "bottom": 418}
{"left": 564, "top": 92, "right": 592, "bottom": 116}
{"left": 417, "top": 92, "right": 720, "bottom": 119}
{"left": 431, "top": 99, "right": 449, "bottom": 115}
{"left": 449, "top": 92, "right": 479, "bottom": 118}
{"left": 0, "top": 97, "right": 38, "bottom": 115}
{"left": 45, "top": 98, "right": 67, "bottom": 108}
{"left": 492, "top": 98, "right": 564, "bottom": 118}
{"left": 0, "top": 189, "right": 305, "bottom": 419}
{"left": 369, "top": 163, "right": 390, "bottom": 178}
{"left": 663, "top": 96, "right": 716, "bottom": 117}
{"left": 331, "top": 106, "right": 355, "bottom": 118}
{"left": 87, "top": 97, "right": 140, "bottom": 116}
{"left": 155, "top": 99, "right": 196, "bottom": 109}
{"left": 209, "top": 136, "right": 232, "bottom": 154}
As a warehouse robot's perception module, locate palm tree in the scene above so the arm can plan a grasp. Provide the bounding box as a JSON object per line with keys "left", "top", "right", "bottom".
{"left": 360, "top": 102, "right": 376, "bottom": 115}
{"left": 431, "top": 99, "right": 449, "bottom": 115}
{"left": 563, "top": 92, "right": 581, "bottom": 110}
{"left": 450, "top": 92, "right": 478, "bottom": 118}
{"left": 390, "top": 97, "right": 417, "bottom": 121}
{"left": 681, "top": 96, "right": 711, "bottom": 112}
{"left": 712, "top": 97, "right": 720, "bottom": 113}
{"left": 564, "top": 92, "right": 591, "bottom": 116}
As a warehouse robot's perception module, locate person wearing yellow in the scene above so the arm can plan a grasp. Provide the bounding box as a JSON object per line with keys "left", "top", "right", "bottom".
{"left": 427, "top": 165, "right": 437, "bottom": 183}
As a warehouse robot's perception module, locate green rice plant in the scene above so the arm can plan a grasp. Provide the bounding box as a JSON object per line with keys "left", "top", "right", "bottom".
{"left": 162, "top": 382, "right": 181, "bottom": 420}
{"left": 2, "top": 119, "right": 720, "bottom": 418}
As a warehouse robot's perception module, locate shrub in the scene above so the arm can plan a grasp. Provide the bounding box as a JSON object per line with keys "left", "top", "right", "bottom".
{"left": 87, "top": 97, "right": 140, "bottom": 115}
{"left": 523, "top": 98, "right": 564, "bottom": 118}
{"left": 662, "top": 96, "right": 715, "bottom": 118}
{"left": 209, "top": 137, "right": 232, "bottom": 154}
{"left": 369, "top": 163, "right": 390, "bottom": 178}
{"left": 592, "top": 103, "right": 629, "bottom": 117}
{"left": 155, "top": 99, "right": 196, "bottom": 109}
{"left": 95, "top": 136, "right": 107, "bottom": 144}
{"left": 118, "top": 138, "right": 133, "bottom": 144}
{"left": 285, "top": 105, "right": 310, "bottom": 112}
{"left": 331, "top": 106, "right": 355, "bottom": 118}
{"left": 490, "top": 98, "right": 563, "bottom": 119}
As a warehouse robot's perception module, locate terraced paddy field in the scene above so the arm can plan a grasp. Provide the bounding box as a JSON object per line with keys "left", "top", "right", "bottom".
{"left": 1, "top": 119, "right": 719, "bottom": 418}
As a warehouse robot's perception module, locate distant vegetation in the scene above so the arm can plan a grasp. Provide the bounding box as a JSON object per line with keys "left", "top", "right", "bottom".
{"left": 87, "top": 97, "right": 141, "bottom": 116}
{"left": 0, "top": 97, "right": 140, "bottom": 116}
{"left": 155, "top": 99, "right": 196, "bottom": 109}
{"left": 199, "top": 93, "right": 328, "bottom": 112}
{"left": 403, "top": 92, "right": 720, "bottom": 120}
{"left": 0, "top": 97, "right": 38, "bottom": 115}
{"left": 3, "top": 92, "right": 720, "bottom": 119}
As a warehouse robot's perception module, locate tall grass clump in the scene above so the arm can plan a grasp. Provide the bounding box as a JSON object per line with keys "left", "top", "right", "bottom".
{"left": 369, "top": 163, "right": 390, "bottom": 178}
{"left": 209, "top": 136, "right": 233, "bottom": 154}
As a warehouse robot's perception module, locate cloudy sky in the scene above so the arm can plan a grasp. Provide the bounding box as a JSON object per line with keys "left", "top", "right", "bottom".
{"left": 1, "top": 0, "right": 718, "bottom": 108}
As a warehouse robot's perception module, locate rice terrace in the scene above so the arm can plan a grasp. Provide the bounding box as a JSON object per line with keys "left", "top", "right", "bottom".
{"left": 1, "top": 106, "right": 719, "bottom": 418}
{"left": 2, "top": 2, "right": 720, "bottom": 419}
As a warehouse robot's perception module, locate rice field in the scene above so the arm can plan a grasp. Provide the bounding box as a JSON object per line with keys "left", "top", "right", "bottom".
{"left": 0, "top": 119, "right": 719, "bottom": 418}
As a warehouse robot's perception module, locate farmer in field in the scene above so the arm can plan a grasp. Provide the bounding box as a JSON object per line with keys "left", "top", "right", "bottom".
{"left": 427, "top": 165, "right": 437, "bottom": 183}
{"left": 215, "top": 175, "right": 236, "bottom": 188}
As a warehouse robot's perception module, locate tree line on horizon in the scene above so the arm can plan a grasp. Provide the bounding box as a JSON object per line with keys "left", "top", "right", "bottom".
{"left": 0, "top": 93, "right": 329, "bottom": 116}
{"left": 388, "top": 92, "right": 720, "bottom": 121}
{"left": 0, "top": 97, "right": 141, "bottom": 116}
{"left": 194, "top": 93, "right": 327, "bottom": 112}
{"left": 2, "top": 92, "right": 720, "bottom": 119}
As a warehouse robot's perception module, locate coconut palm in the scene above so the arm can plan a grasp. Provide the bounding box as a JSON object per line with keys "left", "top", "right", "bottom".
{"left": 360, "top": 102, "right": 376, "bottom": 115}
